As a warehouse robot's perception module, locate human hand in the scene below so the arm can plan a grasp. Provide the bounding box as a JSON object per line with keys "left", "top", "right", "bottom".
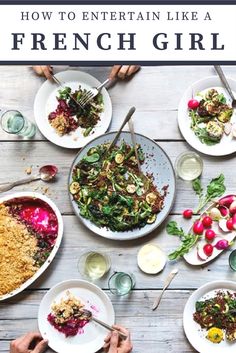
{"left": 10, "top": 332, "right": 48, "bottom": 353}
{"left": 103, "top": 325, "right": 133, "bottom": 353}
{"left": 109, "top": 65, "right": 140, "bottom": 80}
{"left": 32, "top": 66, "right": 53, "bottom": 80}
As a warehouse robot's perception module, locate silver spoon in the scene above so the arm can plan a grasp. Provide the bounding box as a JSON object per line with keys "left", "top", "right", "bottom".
{"left": 82, "top": 309, "right": 127, "bottom": 340}
{"left": 214, "top": 66, "right": 236, "bottom": 108}
{"left": 0, "top": 165, "right": 58, "bottom": 193}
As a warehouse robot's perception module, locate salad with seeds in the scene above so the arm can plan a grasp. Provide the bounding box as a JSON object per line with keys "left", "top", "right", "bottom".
{"left": 188, "top": 88, "right": 233, "bottom": 145}
{"left": 69, "top": 141, "right": 165, "bottom": 232}
{"left": 48, "top": 86, "right": 104, "bottom": 137}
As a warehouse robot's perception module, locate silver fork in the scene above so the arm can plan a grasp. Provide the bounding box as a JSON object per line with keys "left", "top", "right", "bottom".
{"left": 79, "top": 78, "right": 110, "bottom": 107}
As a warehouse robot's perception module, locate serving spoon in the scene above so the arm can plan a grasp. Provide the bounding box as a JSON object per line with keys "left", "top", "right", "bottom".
{"left": 0, "top": 165, "right": 58, "bottom": 193}
{"left": 82, "top": 309, "right": 127, "bottom": 340}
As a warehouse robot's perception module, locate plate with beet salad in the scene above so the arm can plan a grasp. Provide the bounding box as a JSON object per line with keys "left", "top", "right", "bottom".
{"left": 34, "top": 70, "right": 112, "bottom": 148}
{"left": 38, "top": 279, "right": 115, "bottom": 353}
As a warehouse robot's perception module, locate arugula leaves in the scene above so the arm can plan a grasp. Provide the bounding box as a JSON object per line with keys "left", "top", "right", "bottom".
{"left": 167, "top": 221, "right": 199, "bottom": 260}
{"left": 193, "top": 174, "right": 226, "bottom": 213}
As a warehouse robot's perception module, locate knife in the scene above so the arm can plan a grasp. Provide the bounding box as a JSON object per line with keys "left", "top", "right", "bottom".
{"left": 152, "top": 268, "right": 179, "bottom": 311}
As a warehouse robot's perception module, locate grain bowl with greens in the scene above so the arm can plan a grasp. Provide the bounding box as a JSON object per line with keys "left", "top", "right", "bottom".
{"left": 69, "top": 141, "right": 166, "bottom": 233}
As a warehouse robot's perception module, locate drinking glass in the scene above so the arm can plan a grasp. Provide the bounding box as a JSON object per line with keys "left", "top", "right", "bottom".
{"left": 175, "top": 151, "right": 203, "bottom": 181}
{"left": 108, "top": 272, "right": 135, "bottom": 296}
{"left": 229, "top": 250, "right": 236, "bottom": 271}
{"left": 78, "top": 251, "right": 111, "bottom": 281}
{"left": 0, "top": 110, "right": 36, "bottom": 138}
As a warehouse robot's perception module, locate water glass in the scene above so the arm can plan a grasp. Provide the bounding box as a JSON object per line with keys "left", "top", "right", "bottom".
{"left": 229, "top": 250, "right": 236, "bottom": 271}
{"left": 78, "top": 251, "right": 111, "bottom": 281}
{"left": 108, "top": 272, "right": 135, "bottom": 296}
{"left": 175, "top": 151, "right": 203, "bottom": 181}
{"left": 0, "top": 110, "right": 36, "bottom": 138}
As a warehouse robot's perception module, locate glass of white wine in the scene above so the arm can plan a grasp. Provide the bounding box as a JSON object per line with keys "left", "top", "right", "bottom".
{"left": 78, "top": 251, "right": 111, "bottom": 281}
{"left": 175, "top": 151, "right": 203, "bottom": 181}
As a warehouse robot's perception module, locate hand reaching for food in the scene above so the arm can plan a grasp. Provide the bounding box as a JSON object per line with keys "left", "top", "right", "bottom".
{"left": 10, "top": 332, "right": 48, "bottom": 353}
{"left": 103, "top": 325, "right": 133, "bottom": 353}
{"left": 32, "top": 65, "right": 140, "bottom": 81}
{"left": 32, "top": 66, "right": 53, "bottom": 80}
{"left": 109, "top": 65, "right": 140, "bottom": 80}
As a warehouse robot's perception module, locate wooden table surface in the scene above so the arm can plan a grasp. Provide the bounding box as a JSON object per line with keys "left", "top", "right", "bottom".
{"left": 1, "top": 65, "right": 236, "bottom": 353}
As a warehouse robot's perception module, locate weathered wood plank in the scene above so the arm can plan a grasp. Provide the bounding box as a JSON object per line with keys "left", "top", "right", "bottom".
{"left": 0, "top": 290, "right": 196, "bottom": 353}
{"left": 1, "top": 65, "right": 236, "bottom": 141}
{"left": 0, "top": 214, "right": 233, "bottom": 291}
{"left": 0, "top": 140, "right": 234, "bottom": 214}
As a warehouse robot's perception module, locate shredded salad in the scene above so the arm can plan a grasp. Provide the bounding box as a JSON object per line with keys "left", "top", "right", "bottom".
{"left": 70, "top": 141, "right": 165, "bottom": 232}
{"left": 48, "top": 86, "right": 104, "bottom": 137}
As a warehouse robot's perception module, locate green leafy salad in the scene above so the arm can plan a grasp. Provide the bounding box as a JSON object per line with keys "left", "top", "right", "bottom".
{"left": 48, "top": 86, "right": 104, "bottom": 137}
{"left": 70, "top": 141, "right": 165, "bottom": 232}
{"left": 188, "top": 88, "right": 233, "bottom": 145}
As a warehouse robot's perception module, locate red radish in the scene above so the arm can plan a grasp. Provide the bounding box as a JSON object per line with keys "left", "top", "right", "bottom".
{"left": 205, "top": 229, "right": 216, "bottom": 242}
{"left": 208, "top": 207, "right": 221, "bottom": 221}
{"left": 193, "top": 220, "right": 204, "bottom": 235}
{"left": 182, "top": 209, "right": 193, "bottom": 219}
{"left": 202, "top": 216, "right": 213, "bottom": 228}
{"left": 219, "top": 195, "right": 236, "bottom": 208}
{"left": 197, "top": 246, "right": 208, "bottom": 261}
{"left": 229, "top": 201, "right": 236, "bottom": 215}
{"left": 218, "top": 219, "right": 230, "bottom": 232}
{"left": 226, "top": 218, "right": 234, "bottom": 231}
{"left": 203, "top": 244, "right": 214, "bottom": 257}
{"left": 188, "top": 99, "right": 199, "bottom": 109}
{"left": 218, "top": 206, "right": 229, "bottom": 218}
{"left": 215, "top": 239, "right": 230, "bottom": 250}
{"left": 232, "top": 214, "right": 236, "bottom": 230}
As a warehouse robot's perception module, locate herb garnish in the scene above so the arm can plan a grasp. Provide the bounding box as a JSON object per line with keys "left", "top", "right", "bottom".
{"left": 167, "top": 221, "right": 199, "bottom": 260}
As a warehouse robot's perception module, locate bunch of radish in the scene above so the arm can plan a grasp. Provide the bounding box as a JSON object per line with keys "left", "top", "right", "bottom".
{"left": 183, "top": 195, "right": 236, "bottom": 261}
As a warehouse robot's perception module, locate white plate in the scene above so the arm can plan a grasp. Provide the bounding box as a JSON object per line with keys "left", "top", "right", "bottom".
{"left": 38, "top": 279, "right": 115, "bottom": 353}
{"left": 184, "top": 195, "right": 236, "bottom": 266}
{"left": 34, "top": 70, "right": 112, "bottom": 149}
{"left": 183, "top": 280, "right": 236, "bottom": 353}
{"left": 0, "top": 192, "right": 63, "bottom": 301}
{"left": 178, "top": 76, "right": 236, "bottom": 156}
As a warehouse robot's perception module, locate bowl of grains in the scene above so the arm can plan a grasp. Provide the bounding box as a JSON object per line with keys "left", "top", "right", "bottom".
{"left": 0, "top": 192, "right": 63, "bottom": 301}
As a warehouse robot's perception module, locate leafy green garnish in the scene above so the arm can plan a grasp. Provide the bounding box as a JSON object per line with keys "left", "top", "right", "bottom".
{"left": 58, "top": 86, "right": 71, "bottom": 100}
{"left": 193, "top": 174, "right": 226, "bottom": 213}
{"left": 194, "top": 127, "right": 220, "bottom": 146}
{"left": 217, "top": 93, "right": 227, "bottom": 104}
{"left": 167, "top": 221, "right": 199, "bottom": 260}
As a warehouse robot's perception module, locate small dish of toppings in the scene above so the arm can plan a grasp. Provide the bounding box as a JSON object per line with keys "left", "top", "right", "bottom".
{"left": 178, "top": 76, "right": 236, "bottom": 156}
{"left": 34, "top": 70, "right": 112, "bottom": 149}
{"left": 184, "top": 281, "right": 236, "bottom": 352}
{"left": 38, "top": 279, "right": 115, "bottom": 353}
{"left": 0, "top": 192, "right": 63, "bottom": 301}
{"left": 69, "top": 131, "right": 176, "bottom": 240}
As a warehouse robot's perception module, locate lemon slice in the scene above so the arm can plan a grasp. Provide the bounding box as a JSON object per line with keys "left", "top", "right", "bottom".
{"left": 137, "top": 244, "right": 167, "bottom": 274}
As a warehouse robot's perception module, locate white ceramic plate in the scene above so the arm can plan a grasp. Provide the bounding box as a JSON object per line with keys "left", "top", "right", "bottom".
{"left": 183, "top": 280, "right": 236, "bottom": 353}
{"left": 38, "top": 279, "right": 115, "bottom": 353}
{"left": 178, "top": 76, "right": 236, "bottom": 156}
{"left": 34, "top": 70, "right": 112, "bottom": 148}
{"left": 69, "top": 131, "right": 176, "bottom": 240}
{"left": 0, "top": 192, "right": 63, "bottom": 301}
{"left": 184, "top": 195, "right": 236, "bottom": 266}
